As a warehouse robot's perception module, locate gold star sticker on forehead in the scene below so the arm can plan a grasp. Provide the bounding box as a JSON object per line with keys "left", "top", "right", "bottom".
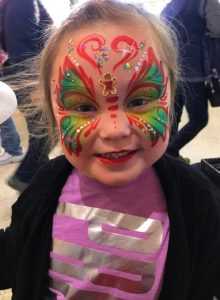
{"left": 99, "top": 73, "right": 118, "bottom": 97}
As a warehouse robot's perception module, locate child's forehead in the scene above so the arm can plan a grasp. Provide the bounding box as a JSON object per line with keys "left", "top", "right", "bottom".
{"left": 52, "top": 23, "right": 160, "bottom": 75}
{"left": 51, "top": 20, "right": 167, "bottom": 91}
{"left": 61, "top": 21, "right": 156, "bottom": 53}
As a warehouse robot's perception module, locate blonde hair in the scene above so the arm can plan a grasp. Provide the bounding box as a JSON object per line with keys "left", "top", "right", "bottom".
{"left": 39, "top": 0, "right": 179, "bottom": 130}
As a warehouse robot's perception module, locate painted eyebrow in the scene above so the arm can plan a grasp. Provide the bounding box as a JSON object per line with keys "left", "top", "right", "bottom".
{"left": 127, "top": 77, "right": 165, "bottom": 99}
{"left": 61, "top": 91, "right": 97, "bottom": 103}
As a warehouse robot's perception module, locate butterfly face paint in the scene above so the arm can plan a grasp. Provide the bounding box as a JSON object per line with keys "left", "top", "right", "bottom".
{"left": 51, "top": 22, "right": 172, "bottom": 186}
{"left": 55, "top": 38, "right": 168, "bottom": 153}
{"left": 126, "top": 47, "right": 169, "bottom": 146}
{"left": 54, "top": 55, "right": 100, "bottom": 156}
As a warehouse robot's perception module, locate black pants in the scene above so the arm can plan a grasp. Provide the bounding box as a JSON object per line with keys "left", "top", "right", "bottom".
{"left": 168, "top": 81, "right": 208, "bottom": 157}
{"left": 14, "top": 90, "right": 50, "bottom": 183}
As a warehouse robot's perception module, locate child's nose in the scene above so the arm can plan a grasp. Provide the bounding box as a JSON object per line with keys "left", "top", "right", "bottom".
{"left": 99, "top": 112, "right": 131, "bottom": 140}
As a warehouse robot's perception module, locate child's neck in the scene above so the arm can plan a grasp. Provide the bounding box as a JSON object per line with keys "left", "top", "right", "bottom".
{"left": 72, "top": 167, "right": 167, "bottom": 217}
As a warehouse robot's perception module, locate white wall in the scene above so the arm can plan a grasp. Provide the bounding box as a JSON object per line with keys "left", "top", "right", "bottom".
{"left": 41, "top": 0, "right": 172, "bottom": 24}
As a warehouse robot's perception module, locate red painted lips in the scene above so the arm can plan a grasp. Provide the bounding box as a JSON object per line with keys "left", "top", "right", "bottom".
{"left": 95, "top": 150, "right": 138, "bottom": 165}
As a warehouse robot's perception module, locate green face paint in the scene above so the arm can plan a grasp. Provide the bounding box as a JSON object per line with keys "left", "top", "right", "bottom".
{"left": 56, "top": 56, "right": 97, "bottom": 156}
{"left": 127, "top": 105, "right": 168, "bottom": 146}
{"left": 60, "top": 114, "right": 91, "bottom": 156}
{"left": 126, "top": 47, "right": 169, "bottom": 146}
{"left": 60, "top": 69, "right": 91, "bottom": 109}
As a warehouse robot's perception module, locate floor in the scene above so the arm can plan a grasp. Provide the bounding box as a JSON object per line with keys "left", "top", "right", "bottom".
{"left": 0, "top": 106, "right": 220, "bottom": 299}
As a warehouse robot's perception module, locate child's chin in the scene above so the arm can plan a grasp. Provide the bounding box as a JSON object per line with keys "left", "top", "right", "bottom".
{"left": 92, "top": 166, "right": 146, "bottom": 187}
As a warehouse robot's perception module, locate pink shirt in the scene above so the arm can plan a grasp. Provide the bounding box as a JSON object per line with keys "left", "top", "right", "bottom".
{"left": 49, "top": 168, "right": 170, "bottom": 300}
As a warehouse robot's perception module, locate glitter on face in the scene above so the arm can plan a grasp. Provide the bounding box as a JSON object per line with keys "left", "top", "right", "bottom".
{"left": 54, "top": 35, "right": 170, "bottom": 159}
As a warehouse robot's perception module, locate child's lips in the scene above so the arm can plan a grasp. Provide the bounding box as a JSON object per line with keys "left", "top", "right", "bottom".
{"left": 95, "top": 149, "right": 139, "bottom": 165}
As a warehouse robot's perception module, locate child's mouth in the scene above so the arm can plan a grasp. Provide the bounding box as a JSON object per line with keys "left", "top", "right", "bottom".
{"left": 95, "top": 150, "right": 138, "bottom": 164}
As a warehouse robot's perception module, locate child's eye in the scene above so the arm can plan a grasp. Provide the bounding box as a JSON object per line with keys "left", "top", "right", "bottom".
{"left": 127, "top": 98, "right": 149, "bottom": 109}
{"left": 74, "top": 103, "right": 97, "bottom": 113}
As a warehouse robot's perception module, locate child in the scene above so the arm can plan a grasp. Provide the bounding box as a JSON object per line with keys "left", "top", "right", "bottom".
{"left": 0, "top": 1, "right": 220, "bottom": 299}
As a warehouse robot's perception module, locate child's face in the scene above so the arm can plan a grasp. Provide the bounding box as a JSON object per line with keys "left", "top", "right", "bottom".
{"left": 50, "top": 21, "right": 171, "bottom": 186}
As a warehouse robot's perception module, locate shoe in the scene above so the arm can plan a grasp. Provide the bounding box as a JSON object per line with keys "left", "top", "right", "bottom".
{"left": 0, "top": 151, "right": 25, "bottom": 166}
{"left": 7, "top": 175, "right": 28, "bottom": 193}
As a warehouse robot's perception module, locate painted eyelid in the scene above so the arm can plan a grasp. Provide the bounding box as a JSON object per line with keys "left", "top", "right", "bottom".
{"left": 62, "top": 95, "right": 98, "bottom": 106}
{"left": 129, "top": 85, "right": 163, "bottom": 98}
{"left": 62, "top": 92, "right": 96, "bottom": 102}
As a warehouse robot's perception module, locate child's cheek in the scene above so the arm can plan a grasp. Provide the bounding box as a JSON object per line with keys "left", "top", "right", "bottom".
{"left": 127, "top": 105, "right": 169, "bottom": 147}
{"left": 58, "top": 113, "right": 100, "bottom": 157}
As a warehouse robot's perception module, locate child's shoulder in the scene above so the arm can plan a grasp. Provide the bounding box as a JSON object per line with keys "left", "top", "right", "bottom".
{"left": 156, "top": 154, "right": 220, "bottom": 229}
{"left": 158, "top": 154, "right": 213, "bottom": 183}
{"left": 12, "top": 156, "right": 72, "bottom": 212}
{"left": 156, "top": 154, "right": 219, "bottom": 199}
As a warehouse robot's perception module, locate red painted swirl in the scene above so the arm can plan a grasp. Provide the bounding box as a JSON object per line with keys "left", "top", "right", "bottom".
{"left": 77, "top": 34, "right": 106, "bottom": 75}
{"left": 111, "top": 35, "right": 139, "bottom": 72}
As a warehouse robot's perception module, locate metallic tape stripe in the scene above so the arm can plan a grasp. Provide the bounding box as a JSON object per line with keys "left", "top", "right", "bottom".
{"left": 56, "top": 203, "right": 163, "bottom": 254}
{"left": 50, "top": 278, "right": 131, "bottom": 299}
{"left": 56, "top": 202, "right": 162, "bottom": 232}
{"left": 53, "top": 239, "right": 155, "bottom": 274}
{"left": 51, "top": 257, "right": 154, "bottom": 293}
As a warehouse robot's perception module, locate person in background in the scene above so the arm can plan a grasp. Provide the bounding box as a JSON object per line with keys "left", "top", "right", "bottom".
{"left": 0, "top": 1, "right": 220, "bottom": 300}
{"left": 0, "top": 0, "right": 53, "bottom": 192}
{"left": 0, "top": 0, "right": 24, "bottom": 166}
{"left": 0, "top": 80, "right": 17, "bottom": 124}
{"left": 161, "top": 0, "right": 209, "bottom": 160}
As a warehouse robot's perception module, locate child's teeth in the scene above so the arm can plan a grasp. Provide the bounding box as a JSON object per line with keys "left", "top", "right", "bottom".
{"left": 103, "top": 151, "right": 129, "bottom": 159}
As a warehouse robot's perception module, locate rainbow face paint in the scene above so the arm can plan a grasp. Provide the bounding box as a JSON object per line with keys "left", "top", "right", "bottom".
{"left": 51, "top": 25, "right": 173, "bottom": 187}
{"left": 126, "top": 47, "right": 169, "bottom": 146}
{"left": 128, "top": 107, "right": 168, "bottom": 146}
{"left": 55, "top": 56, "right": 99, "bottom": 156}
{"left": 55, "top": 34, "right": 170, "bottom": 158}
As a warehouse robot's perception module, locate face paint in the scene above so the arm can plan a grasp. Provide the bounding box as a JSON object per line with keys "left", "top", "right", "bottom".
{"left": 111, "top": 114, "right": 117, "bottom": 119}
{"left": 99, "top": 72, "right": 118, "bottom": 97}
{"left": 128, "top": 47, "right": 166, "bottom": 97}
{"left": 55, "top": 55, "right": 99, "bottom": 156}
{"left": 107, "top": 104, "right": 119, "bottom": 112}
{"left": 77, "top": 34, "right": 107, "bottom": 75}
{"left": 126, "top": 47, "right": 169, "bottom": 146}
{"left": 57, "top": 55, "right": 96, "bottom": 103}
{"left": 83, "top": 118, "right": 100, "bottom": 138}
{"left": 106, "top": 96, "right": 119, "bottom": 103}
{"left": 51, "top": 24, "right": 173, "bottom": 187}
{"left": 111, "top": 35, "right": 139, "bottom": 72}
{"left": 67, "top": 38, "right": 74, "bottom": 56}
{"left": 60, "top": 114, "right": 90, "bottom": 156}
{"left": 57, "top": 109, "right": 101, "bottom": 157}
{"left": 95, "top": 46, "right": 109, "bottom": 69}
{"left": 127, "top": 107, "right": 168, "bottom": 146}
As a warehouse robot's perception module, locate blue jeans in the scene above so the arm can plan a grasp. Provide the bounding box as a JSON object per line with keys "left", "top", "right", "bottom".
{"left": 0, "top": 117, "right": 23, "bottom": 155}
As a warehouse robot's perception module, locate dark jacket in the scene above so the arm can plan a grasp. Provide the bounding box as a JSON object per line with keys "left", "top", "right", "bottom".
{"left": 0, "top": 155, "right": 220, "bottom": 300}
{"left": 1, "top": 0, "right": 52, "bottom": 63}
{"left": 161, "top": 0, "right": 207, "bottom": 81}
